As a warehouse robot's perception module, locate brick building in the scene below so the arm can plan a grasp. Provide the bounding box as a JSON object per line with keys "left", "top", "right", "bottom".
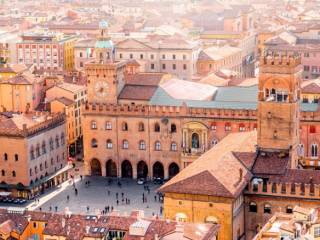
{"left": 159, "top": 54, "right": 320, "bottom": 240}
{"left": 0, "top": 112, "right": 70, "bottom": 199}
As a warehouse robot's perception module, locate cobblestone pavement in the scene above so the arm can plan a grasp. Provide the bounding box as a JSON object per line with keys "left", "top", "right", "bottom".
{"left": 36, "top": 176, "right": 164, "bottom": 217}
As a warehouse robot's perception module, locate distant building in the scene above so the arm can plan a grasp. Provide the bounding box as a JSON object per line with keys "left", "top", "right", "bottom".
{"left": 0, "top": 71, "right": 44, "bottom": 112}
{"left": 16, "top": 31, "right": 77, "bottom": 72}
{"left": 115, "top": 36, "right": 200, "bottom": 80}
{"left": 46, "top": 82, "right": 87, "bottom": 156}
{"left": 0, "top": 112, "right": 69, "bottom": 199}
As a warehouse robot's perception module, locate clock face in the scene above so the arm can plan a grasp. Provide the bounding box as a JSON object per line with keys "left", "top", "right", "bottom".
{"left": 94, "top": 81, "right": 109, "bottom": 98}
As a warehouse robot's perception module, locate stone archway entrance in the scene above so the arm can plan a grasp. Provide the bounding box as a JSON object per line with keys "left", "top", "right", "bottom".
{"left": 137, "top": 161, "right": 148, "bottom": 179}
{"left": 91, "top": 158, "right": 102, "bottom": 176}
{"left": 153, "top": 161, "right": 164, "bottom": 179}
{"left": 106, "top": 159, "right": 117, "bottom": 177}
{"left": 168, "top": 162, "right": 180, "bottom": 178}
{"left": 121, "top": 160, "right": 133, "bottom": 178}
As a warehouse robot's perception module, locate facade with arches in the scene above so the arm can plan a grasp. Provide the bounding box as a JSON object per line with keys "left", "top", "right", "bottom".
{"left": 0, "top": 112, "right": 69, "bottom": 199}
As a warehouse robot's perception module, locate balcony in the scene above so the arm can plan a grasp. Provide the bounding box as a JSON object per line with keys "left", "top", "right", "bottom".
{"left": 299, "top": 157, "right": 320, "bottom": 169}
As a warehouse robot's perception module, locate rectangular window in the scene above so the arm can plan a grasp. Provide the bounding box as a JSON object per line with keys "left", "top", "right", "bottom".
{"left": 151, "top": 63, "right": 155, "bottom": 70}
{"left": 119, "top": 53, "right": 122, "bottom": 59}
{"left": 172, "top": 54, "right": 176, "bottom": 60}
{"left": 315, "top": 227, "right": 320, "bottom": 238}
{"left": 172, "top": 64, "right": 176, "bottom": 70}
{"left": 150, "top": 54, "right": 154, "bottom": 60}
{"left": 140, "top": 54, "right": 143, "bottom": 59}
{"left": 130, "top": 54, "right": 133, "bottom": 59}
{"left": 162, "top": 64, "right": 166, "bottom": 70}
{"left": 162, "top": 54, "right": 165, "bottom": 59}
{"left": 183, "top": 64, "right": 187, "bottom": 70}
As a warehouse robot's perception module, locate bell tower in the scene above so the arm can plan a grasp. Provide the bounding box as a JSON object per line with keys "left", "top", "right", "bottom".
{"left": 257, "top": 52, "right": 302, "bottom": 168}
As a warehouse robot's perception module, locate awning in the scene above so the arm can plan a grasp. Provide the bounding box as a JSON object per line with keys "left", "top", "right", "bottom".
{"left": 0, "top": 192, "right": 11, "bottom": 196}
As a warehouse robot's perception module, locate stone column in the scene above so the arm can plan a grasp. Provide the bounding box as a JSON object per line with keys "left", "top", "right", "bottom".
{"left": 132, "top": 165, "right": 137, "bottom": 179}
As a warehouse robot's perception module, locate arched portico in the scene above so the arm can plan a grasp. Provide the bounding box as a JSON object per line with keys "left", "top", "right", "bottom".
{"left": 91, "top": 158, "right": 102, "bottom": 176}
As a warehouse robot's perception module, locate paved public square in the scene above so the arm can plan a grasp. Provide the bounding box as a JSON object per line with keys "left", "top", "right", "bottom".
{"left": 34, "top": 176, "right": 164, "bottom": 217}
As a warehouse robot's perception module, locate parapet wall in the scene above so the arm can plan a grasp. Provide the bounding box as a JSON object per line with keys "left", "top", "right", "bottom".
{"left": 246, "top": 180, "right": 320, "bottom": 200}
{"left": 83, "top": 102, "right": 258, "bottom": 120}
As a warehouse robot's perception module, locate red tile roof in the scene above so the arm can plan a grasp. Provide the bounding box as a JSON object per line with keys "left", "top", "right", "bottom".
{"left": 118, "top": 85, "right": 158, "bottom": 101}
{"left": 125, "top": 73, "right": 165, "bottom": 86}
{"left": 252, "top": 152, "right": 290, "bottom": 176}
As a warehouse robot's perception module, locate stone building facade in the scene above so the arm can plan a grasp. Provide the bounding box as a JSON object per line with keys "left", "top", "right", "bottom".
{"left": 0, "top": 112, "right": 70, "bottom": 199}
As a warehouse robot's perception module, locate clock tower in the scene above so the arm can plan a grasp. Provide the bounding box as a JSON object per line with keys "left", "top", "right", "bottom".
{"left": 257, "top": 52, "right": 302, "bottom": 168}
{"left": 85, "top": 20, "right": 126, "bottom": 104}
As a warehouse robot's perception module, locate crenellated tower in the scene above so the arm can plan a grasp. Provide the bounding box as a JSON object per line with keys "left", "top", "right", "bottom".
{"left": 257, "top": 52, "right": 302, "bottom": 168}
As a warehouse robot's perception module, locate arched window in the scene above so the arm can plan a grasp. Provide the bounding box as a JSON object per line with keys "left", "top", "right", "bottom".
{"left": 30, "top": 146, "right": 35, "bottom": 160}
{"left": 155, "top": 141, "right": 161, "bottom": 151}
{"left": 122, "top": 122, "right": 128, "bottom": 131}
{"left": 249, "top": 202, "right": 257, "bottom": 213}
{"left": 138, "top": 122, "right": 144, "bottom": 132}
{"left": 49, "top": 138, "right": 54, "bottom": 151}
{"left": 35, "top": 166, "right": 38, "bottom": 174}
{"left": 264, "top": 203, "right": 271, "bottom": 214}
{"left": 12, "top": 171, "right": 16, "bottom": 177}
{"left": 36, "top": 144, "right": 40, "bottom": 157}
{"left": 123, "top": 140, "right": 129, "bottom": 149}
{"left": 311, "top": 143, "right": 318, "bottom": 158}
{"left": 191, "top": 133, "right": 200, "bottom": 148}
{"left": 42, "top": 141, "right": 46, "bottom": 154}
{"left": 139, "top": 140, "right": 146, "bottom": 150}
{"left": 265, "top": 88, "right": 270, "bottom": 98}
{"left": 91, "top": 120, "right": 97, "bottom": 129}
{"left": 154, "top": 123, "right": 160, "bottom": 132}
{"left": 298, "top": 143, "right": 304, "bottom": 157}
{"left": 106, "top": 139, "right": 113, "bottom": 149}
{"left": 170, "top": 124, "right": 177, "bottom": 133}
{"left": 40, "top": 164, "right": 43, "bottom": 171}
{"left": 55, "top": 136, "right": 60, "bottom": 148}
{"left": 105, "top": 121, "right": 112, "bottom": 130}
{"left": 212, "top": 139, "right": 218, "bottom": 147}
{"left": 3, "top": 153, "right": 8, "bottom": 161}
{"left": 45, "top": 161, "right": 47, "bottom": 168}
{"left": 61, "top": 133, "right": 65, "bottom": 146}
{"left": 286, "top": 206, "right": 293, "bottom": 214}
{"left": 171, "top": 142, "right": 177, "bottom": 151}
{"left": 1, "top": 170, "right": 5, "bottom": 176}
{"left": 91, "top": 138, "right": 98, "bottom": 148}
{"left": 271, "top": 183, "right": 277, "bottom": 193}
{"left": 14, "top": 154, "right": 18, "bottom": 161}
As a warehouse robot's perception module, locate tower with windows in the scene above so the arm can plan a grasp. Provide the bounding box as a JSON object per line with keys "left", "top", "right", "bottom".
{"left": 257, "top": 52, "right": 302, "bottom": 168}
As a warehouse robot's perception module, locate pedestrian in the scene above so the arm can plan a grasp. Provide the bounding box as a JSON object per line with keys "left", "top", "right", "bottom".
{"left": 107, "top": 206, "right": 109, "bottom": 212}
{"left": 67, "top": 195, "right": 69, "bottom": 201}
{"left": 39, "top": 207, "right": 42, "bottom": 211}
{"left": 75, "top": 188, "right": 78, "bottom": 195}
{"left": 105, "top": 206, "right": 107, "bottom": 213}
{"left": 111, "top": 206, "right": 113, "bottom": 211}
{"left": 49, "top": 206, "right": 52, "bottom": 211}
{"left": 80, "top": 175, "right": 83, "bottom": 181}
{"left": 87, "top": 206, "right": 89, "bottom": 212}
{"left": 55, "top": 206, "right": 58, "bottom": 212}
{"left": 121, "top": 192, "right": 124, "bottom": 198}
{"left": 160, "top": 206, "right": 163, "bottom": 215}
{"left": 122, "top": 198, "right": 124, "bottom": 204}
{"left": 154, "top": 195, "right": 157, "bottom": 202}
{"left": 116, "top": 200, "right": 119, "bottom": 205}
{"left": 128, "top": 199, "right": 130, "bottom": 205}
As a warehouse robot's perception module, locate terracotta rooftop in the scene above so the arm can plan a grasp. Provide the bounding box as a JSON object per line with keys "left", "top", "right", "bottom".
{"left": 52, "top": 97, "right": 75, "bottom": 106}
{"left": 160, "top": 131, "right": 257, "bottom": 198}
{"left": 0, "top": 209, "right": 218, "bottom": 240}
{"left": 125, "top": 72, "right": 166, "bottom": 86}
{"left": 252, "top": 152, "right": 290, "bottom": 176}
{"left": 119, "top": 85, "right": 158, "bottom": 101}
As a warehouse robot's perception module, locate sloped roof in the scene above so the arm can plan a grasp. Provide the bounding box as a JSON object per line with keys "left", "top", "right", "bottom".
{"left": 159, "top": 131, "right": 256, "bottom": 198}
{"left": 119, "top": 85, "right": 158, "bottom": 101}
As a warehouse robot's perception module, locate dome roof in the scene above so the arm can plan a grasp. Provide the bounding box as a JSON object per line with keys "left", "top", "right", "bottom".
{"left": 95, "top": 39, "right": 114, "bottom": 49}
